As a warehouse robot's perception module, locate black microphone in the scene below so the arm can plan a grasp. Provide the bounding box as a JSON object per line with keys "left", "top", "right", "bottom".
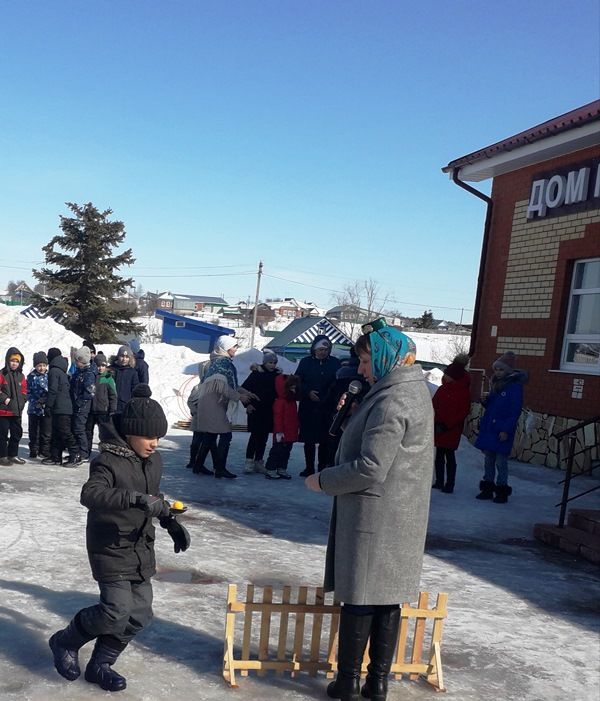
{"left": 329, "top": 380, "right": 364, "bottom": 436}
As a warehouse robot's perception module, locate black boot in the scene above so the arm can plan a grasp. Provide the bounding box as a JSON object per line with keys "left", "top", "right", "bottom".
{"left": 84, "top": 637, "right": 127, "bottom": 692}
{"left": 475, "top": 480, "right": 495, "bottom": 500}
{"left": 432, "top": 456, "right": 444, "bottom": 489}
{"left": 328, "top": 609, "right": 373, "bottom": 701}
{"left": 361, "top": 607, "right": 400, "bottom": 700}
{"left": 49, "top": 614, "right": 93, "bottom": 681}
{"left": 300, "top": 444, "right": 316, "bottom": 477}
{"left": 442, "top": 462, "right": 456, "bottom": 493}
{"left": 493, "top": 484, "right": 512, "bottom": 504}
{"left": 192, "top": 444, "right": 214, "bottom": 475}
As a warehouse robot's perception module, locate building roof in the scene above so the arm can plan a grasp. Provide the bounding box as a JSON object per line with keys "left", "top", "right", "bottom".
{"left": 172, "top": 294, "right": 228, "bottom": 305}
{"left": 443, "top": 100, "right": 600, "bottom": 182}
{"left": 264, "top": 316, "right": 353, "bottom": 351}
{"left": 154, "top": 309, "right": 235, "bottom": 334}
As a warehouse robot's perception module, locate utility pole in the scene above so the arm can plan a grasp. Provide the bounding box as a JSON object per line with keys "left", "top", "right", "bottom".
{"left": 250, "top": 260, "right": 263, "bottom": 349}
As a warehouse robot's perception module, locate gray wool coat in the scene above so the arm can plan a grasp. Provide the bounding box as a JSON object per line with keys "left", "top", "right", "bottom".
{"left": 318, "top": 364, "right": 433, "bottom": 605}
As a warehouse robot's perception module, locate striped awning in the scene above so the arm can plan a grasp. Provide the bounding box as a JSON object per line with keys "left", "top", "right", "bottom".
{"left": 294, "top": 319, "right": 352, "bottom": 346}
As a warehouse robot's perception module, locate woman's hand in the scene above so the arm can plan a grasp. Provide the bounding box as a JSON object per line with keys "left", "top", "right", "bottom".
{"left": 308, "top": 390, "right": 320, "bottom": 402}
{"left": 304, "top": 473, "right": 322, "bottom": 492}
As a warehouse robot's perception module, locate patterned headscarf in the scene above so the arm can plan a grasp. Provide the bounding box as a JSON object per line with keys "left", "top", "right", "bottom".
{"left": 367, "top": 326, "right": 416, "bottom": 381}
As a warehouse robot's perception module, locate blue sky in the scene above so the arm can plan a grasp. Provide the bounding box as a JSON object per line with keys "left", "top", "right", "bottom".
{"left": 1, "top": 1, "right": 598, "bottom": 322}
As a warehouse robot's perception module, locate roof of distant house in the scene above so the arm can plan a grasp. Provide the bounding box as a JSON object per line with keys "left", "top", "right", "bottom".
{"left": 264, "top": 316, "right": 353, "bottom": 351}
{"left": 171, "top": 293, "right": 229, "bottom": 305}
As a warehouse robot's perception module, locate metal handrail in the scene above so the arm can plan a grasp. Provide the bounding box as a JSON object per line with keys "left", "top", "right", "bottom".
{"left": 555, "top": 416, "right": 600, "bottom": 528}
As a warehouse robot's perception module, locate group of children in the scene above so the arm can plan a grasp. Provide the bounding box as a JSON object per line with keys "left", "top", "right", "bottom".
{"left": 0, "top": 342, "right": 149, "bottom": 468}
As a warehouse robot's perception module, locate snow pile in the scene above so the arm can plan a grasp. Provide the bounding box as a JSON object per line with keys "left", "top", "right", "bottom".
{"left": 0, "top": 304, "right": 83, "bottom": 358}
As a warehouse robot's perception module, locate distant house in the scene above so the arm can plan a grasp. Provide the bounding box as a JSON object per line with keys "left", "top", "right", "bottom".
{"left": 247, "top": 302, "right": 276, "bottom": 325}
{"left": 263, "top": 298, "right": 320, "bottom": 319}
{"left": 263, "top": 316, "right": 353, "bottom": 361}
{"left": 155, "top": 292, "right": 228, "bottom": 316}
{"left": 155, "top": 309, "right": 235, "bottom": 353}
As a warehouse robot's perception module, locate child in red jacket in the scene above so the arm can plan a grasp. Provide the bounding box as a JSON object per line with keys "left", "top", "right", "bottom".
{"left": 431, "top": 356, "right": 471, "bottom": 493}
{"left": 0, "top": 347, "right": 28, "bottom": 466}
{"left": 265, "top": 374, "right": 300, "bottom": 480}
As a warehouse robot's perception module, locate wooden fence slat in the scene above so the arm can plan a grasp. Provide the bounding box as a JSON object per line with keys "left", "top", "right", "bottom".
{"left": 276, "top": 586, "right": 292, "bottom": 677}
{"left": 309, "top": 588, "right": 325, "bottom": 676}
{"left": 393, "top": 601, "right": 411, "bottom": 680}
{"left": 409, "top": 592, "right": 428, "bottom": 681}
{"left": 326, "top": 599, "right": 340, "bottom": 679}
{"left": 222, "top": 584, "right": 237, "bottom": 687}
{"left": 240, "top": 584, "right": 254, "bottom": 677}
{"left": 291, "top": 586, "right": 308, "bottom": 677}
{"left": 257, "top": 586, "right": 273, "bottom": 677}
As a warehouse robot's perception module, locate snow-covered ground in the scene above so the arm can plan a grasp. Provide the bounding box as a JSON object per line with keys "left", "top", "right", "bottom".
{"left": 1, "top": 304, "right": 599, "bottom": 701}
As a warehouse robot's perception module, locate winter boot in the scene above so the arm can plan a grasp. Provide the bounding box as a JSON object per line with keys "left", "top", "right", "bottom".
{"left": 41, "top": 456, "right": 62, "bottom": 465}
{"left": 11, "top": 456, "right": 26, "bottom": 465}
{"left": 63, "top": 452, "right": 82, "bottom": 468}
{"left": 361, "top": 607, "right": 400, "bottom": 700}
{"left": 243, "top": 458, "right": 256, "bottom": 474}
{"left": 84, "top": 637, "right": 127, "bottom": 692}
{"left": 192, "top": 444, "right": 214, "bottom": 475}
{"left": 0, "top": 456, "right": 12, "bottom": 466}
{"left": 327, "top": 609, "right": 373, "bottom": 701}
{"left": 49, "top": 615, "right": 94, "bottom": 681}
{"left": 493, "top": 484, "right": 512, "bottom": 504}
{"left": 442, "top": 463, "right": 456, "bottom": 494}
{"left": 475, "top": 480, "right": 495, "bottom": 500}
{"left": 277, "top": 469, "right": 292, "bottom": 480}
{"left": 265, "top": 469, "right": 281, "bottom": 480}
{"left": 254, "top": 459, "right": 267, "bottom": 474}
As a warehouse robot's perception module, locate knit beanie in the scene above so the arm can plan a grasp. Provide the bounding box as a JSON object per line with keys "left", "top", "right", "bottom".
{"left": 117, "top": 345, "right": 132, "bottom": 358}
{"left": 120, "top": 384, "right": 168, "bottom": 438}
{"left": 262, "top": 351, "right": 278, "bottom": 365}
{"left": 74, "top": 346, "right": 91, "bottom": 365}
{"left": 94, "top": 352, "right": 108, "bottom": 367}
{"left": 9, "top": 353, "right": 22, "bottom": 363}
{"left": 48, "top": 347, "right": 62, "bottom": 362}
{"left": 444, "top": 352, "right": 469, "bottom": 381}
{"left": 82, "top": 339, "right": 96, "bottom": 353}
{"left": 33, "top": 351, "right": 49, "bottom": 366}
{"left": 215, "top": 335, "right": 238, "bottom": 352}
{"left": 493, "top": 351, "right": 516, "bottom": 372}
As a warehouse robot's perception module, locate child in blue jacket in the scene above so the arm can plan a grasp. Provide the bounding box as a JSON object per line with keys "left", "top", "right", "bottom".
{"left": 27, "top": 351, "right": 51, "bottom": 459}
{"left": 475, "top": 351, "right": 527, "bottom": 503}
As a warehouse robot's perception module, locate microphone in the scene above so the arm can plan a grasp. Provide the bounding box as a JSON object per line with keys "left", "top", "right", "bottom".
{"left": 329, "top": 380, "right": 364, "bottom": 436}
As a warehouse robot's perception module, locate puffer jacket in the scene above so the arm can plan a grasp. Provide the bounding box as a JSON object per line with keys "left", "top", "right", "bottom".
{"left": 70, "top": 363, "right": 97, "bottom": 412}
{"left": 80, "top": 418, "right": 163, "bottom": 582}
{"left": 27, "top": 369, "right": 49, "bottom": 417}
{"left": 272, "top": 374, "right": 300, "bottom": 443}
{"left": 432, "top": 373, "right": 471, "bottom": 450}
{"left": 46, "top": 356, "right": 73, "bottom": 415}
{"left": 0, "top": 347, "right": 27, "bottom": 417}
{"left": 110, "top": 362, "right": 139, "bottom": 413}
{"left": 475, "top": 370, "right": 528, "bottom": 455}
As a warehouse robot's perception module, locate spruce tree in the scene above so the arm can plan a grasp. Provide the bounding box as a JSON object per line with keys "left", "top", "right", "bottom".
{"left": 33, "top": 202, "right": 144, "bottom": 343}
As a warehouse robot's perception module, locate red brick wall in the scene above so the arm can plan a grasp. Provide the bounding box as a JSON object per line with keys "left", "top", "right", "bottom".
{"left": 470, "top": 144, "right": 600, "bottom": 420}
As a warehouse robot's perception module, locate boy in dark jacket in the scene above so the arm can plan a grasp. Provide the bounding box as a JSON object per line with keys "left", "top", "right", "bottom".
{"left": 70, "top": 346, "right": 97, "bottom": 463}
{"left": 135, "top": 349, "right": 149, "bottom": 384}
{"left": 0, "top": 346, "right": 28, "bottom": 465}
{"left": 26, "top": 351, "right": 51, "bottom": 459}
{"left": 42, "top": 353, "right": 79, "bottom": 466}
{"left": 85, "top": 352, "right": 117, "bottom": 456}
{"left": 110, "top": 345, "right": 139, "bottom": 413}
{"left": 49, "top": 384, "right": 191, "bottom": 692}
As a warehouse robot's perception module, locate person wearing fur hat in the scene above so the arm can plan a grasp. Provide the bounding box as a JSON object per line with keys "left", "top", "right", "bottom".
{"left": 294, "top": 335, "right": 341, "bottom": 476}
{"left": 49, "top": 384, "right": 190, "bottom": 692}
{"left": 431, "top": 354, "right": 471, "bottom": 493}
{"left": 0, "top": 347, "right": 28, "bottom": 465}
{"left": 109, "top": 345, "right": 139, "bottom": 414}
{"left": 26, "top": 351, "right": 51, "bottom": 459}
{"left": 70, "top": 347, "right": 98, "bottom": 463}
{"left": 241, "top": 350, "right": 281, "bottom": 474}
{"left": 475, "top": 351, "right": 528, "bottom": 503}
{"left": 192, "top": 335, "right": 257, "bottom": 479}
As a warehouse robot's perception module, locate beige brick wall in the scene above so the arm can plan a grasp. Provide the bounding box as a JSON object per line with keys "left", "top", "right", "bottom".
{"left": 496, "top": 336, "right": 546, "bottom": 356}
{"left": 501, "top": 202, "right": 600, "bottom": 318}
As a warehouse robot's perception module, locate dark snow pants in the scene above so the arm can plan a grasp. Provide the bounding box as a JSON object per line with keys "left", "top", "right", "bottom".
{"left": 50, "top": 414, "right": 77, "bottom": 461}
{"left": 245, "top": 430, "right": 270, "bottom": 462}
{"left": 28, "top": 413, "right": 51, "bottom": 457}
{"left": 78, "top": 579, "right": 153, "bottom": 645}
{"left": 0, "top": 415, "right": 23, "bottom": 458}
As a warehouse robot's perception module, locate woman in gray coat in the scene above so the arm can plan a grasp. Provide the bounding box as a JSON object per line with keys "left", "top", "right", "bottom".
{"left": 305, "top": 320, "right": 433, "bottom": 701}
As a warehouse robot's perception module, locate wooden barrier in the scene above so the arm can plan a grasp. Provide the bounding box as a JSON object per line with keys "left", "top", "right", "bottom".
{"left": 223, "top": 584, "right": 447, "bottom": 691}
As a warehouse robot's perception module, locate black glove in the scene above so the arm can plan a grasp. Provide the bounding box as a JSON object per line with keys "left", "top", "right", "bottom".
{"left": 130, "top": 493, "right": 171, "bottom": 519}
{"left": 434, "top": 422, "right": 448, "bottom": 434}
{"left": 160, "top": 515, "right": 191, "bottom": 553}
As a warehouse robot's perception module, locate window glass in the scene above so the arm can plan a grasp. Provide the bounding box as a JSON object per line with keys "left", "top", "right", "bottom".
{"left": 566, "top": 343, "right": 600, "bottom": 365}
{"left": 574, "top": 259, "right": 600, "bottom": 289}
{"left": 567, "top": 294, "right": 600, "bottom": 334}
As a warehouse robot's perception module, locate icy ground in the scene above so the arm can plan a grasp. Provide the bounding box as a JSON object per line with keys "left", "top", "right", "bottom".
{"left": 0, "top": 430, "right": 599, "bottom": 701}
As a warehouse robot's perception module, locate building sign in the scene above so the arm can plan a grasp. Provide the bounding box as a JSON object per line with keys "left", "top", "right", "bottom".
{"left": 527, "top": 158, "right": 600, "bottom": 220}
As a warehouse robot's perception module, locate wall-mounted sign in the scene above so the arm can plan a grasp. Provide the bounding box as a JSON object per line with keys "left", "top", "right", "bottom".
{"left": 527, "top": 158, "right": 600, "bottom": 220}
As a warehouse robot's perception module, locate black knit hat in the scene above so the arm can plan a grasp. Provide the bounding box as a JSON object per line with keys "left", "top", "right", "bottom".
{"left": 83, "top": 339, "right": 96, "bottom": 353}
{"left": 120, "top": 384, "right": 168, "bottom": 438}
{"left": 33, "top": 351, "right": 49, "bottom": 366}
{"left": 94, "top": 352, "right": 108, "bottom": 367}
{"left": 47, "top": 347, "right": 62, "bottom": 362}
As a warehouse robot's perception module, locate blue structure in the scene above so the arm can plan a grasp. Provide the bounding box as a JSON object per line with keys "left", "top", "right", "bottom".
{"left": 155, "top": 309, "right": 235, "bottom": 353}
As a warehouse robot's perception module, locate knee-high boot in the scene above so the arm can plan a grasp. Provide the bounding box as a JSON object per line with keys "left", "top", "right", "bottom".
{"left": 84, "top": 636, "right": 128, "bottom": 692}
{"left": 49, "top": 613, "right": 95, "bottom": 681}
{"left": 192, "top": 442, "right": 213, "bottom": 475}
{"left": 361, "top": 607, "right": 400, "bottom": 700}
{"left": 327, "top": 609, "right": 373, "bottom": 701}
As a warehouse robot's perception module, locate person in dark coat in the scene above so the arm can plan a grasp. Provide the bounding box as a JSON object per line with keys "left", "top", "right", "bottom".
{"left": 43, "top": 353, "right": 79, "bottom": 466}
{"left": 475, "top": 351, "right": 527, "bottom": 504}
{"left": 241, "top": 351, "right": 280, "bottom": 473}
{"left": 305, "top": 321, "right": 432, "bottom": 701}
{"left": 0, "top": 346, "right": 28, "bottom": 465}
{"left": 110, "top": 345, "right": 139, "bottom": 413}
{"left": 85, "top": 352, "right": 118, "bottom": 457}
{"left": 431, "top": 355, "right": 471, "bottom": 493}
{"left": 70, "top": 346, "right": 97, "bottom": 462}
{"left": 26, "top": 350, "right": 51, "bottom": 459}
{"left": 49, "top": 384, "right": 190, "bottom": 693}
{"left": 134, "top": 349, "right": 149, "bottom": 385}
{"left": 294, "top": 335, "right": 341, "bottom": 476}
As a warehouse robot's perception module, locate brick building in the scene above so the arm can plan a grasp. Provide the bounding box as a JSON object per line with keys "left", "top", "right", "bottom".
{"left": 443, "top": 101, "right": 600, "bottom": 468}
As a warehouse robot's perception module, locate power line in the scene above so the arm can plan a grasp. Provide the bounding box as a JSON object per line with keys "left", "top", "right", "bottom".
{"left": 132, "top": 271, "right": 256, "bottom": 279}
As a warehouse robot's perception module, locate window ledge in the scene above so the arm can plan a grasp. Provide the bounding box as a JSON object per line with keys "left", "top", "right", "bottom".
{"left": 548, "top": 368, "right": 600, "bottom": 377}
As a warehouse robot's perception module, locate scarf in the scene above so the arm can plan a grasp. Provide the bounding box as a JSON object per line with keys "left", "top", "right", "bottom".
{"left": 369, "top": 327, "right": 416, "bottom": 381}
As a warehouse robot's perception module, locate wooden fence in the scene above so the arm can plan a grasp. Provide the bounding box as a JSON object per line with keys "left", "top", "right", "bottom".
{"left": 223, "top": 584, "right": 447, "bottom": 692}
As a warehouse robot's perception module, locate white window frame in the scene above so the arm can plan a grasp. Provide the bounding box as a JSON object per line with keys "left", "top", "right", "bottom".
{"left": 175, "top": 321, "right": 186, "bottom": 328}
{"left": 560, "top": 257, "right": 600, "bottom": 375}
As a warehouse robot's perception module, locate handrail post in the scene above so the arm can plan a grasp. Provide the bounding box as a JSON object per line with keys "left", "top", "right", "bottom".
{"left": 558, "top": 434, "right": 576, "bottom": 528}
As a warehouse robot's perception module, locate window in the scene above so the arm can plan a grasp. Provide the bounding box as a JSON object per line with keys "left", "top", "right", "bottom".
{"left": 175, "top": 321, "right": 186, "bottom": 328}
{"left": 561, "top": 258, "right": 600, "bottom": 374}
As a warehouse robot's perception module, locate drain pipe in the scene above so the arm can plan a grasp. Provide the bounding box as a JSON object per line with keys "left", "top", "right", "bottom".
{"left": 451, "top": 168, "right": 493, "bottom": 357}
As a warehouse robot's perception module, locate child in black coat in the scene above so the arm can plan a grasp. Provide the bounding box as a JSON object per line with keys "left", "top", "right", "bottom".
{"left": 49, "top": 384, "right": 190, "bottom": 692}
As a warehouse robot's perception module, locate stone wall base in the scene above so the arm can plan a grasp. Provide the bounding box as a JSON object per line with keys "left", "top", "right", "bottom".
{"left": 464, "top": 404, "right": 600, "bottom": 473}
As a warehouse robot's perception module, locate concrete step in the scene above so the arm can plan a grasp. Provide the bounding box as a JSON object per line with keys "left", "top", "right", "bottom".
{"left": 533, "top": 523, "right": 600, "bottom": 564}
{"left": 568, "top": 509, "right": 600, "bottom": 535}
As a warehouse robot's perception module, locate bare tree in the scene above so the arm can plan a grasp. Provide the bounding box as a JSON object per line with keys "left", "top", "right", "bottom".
{"left": 331, "top": 278, "right": 390, "bottom": 340}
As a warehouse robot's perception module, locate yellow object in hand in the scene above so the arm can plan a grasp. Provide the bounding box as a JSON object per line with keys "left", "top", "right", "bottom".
{"left": 172, "top": 501, "right": 184, "bottom": 510}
